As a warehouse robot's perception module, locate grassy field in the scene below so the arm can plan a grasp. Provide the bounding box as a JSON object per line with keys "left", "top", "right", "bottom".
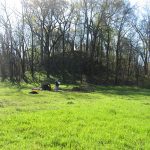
{"left": 0, "top": 83, "right": 150, "bottom": 150}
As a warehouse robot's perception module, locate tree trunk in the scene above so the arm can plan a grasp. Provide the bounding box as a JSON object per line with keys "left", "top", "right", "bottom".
{"left": 31, "top": 30, "right": 34, "bottom": 80}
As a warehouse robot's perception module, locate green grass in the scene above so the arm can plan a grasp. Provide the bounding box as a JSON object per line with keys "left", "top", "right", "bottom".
{"left": 0, "top": 82, "right": 150, "bottom": 150}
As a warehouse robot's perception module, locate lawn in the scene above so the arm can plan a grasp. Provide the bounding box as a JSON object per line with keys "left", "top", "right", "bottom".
{"left": 0, "top": 83, "right": 150, "bottom": 150}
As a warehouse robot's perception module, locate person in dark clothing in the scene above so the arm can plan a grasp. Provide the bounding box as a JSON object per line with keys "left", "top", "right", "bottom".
{"left": 41, "top": 82, "right": 51, "bottom": 91}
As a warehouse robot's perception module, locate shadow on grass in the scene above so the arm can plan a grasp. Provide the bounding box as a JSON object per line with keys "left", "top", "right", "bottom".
{"left": 1, "top": 82, "right": 150, "bottom": 97}
{"left": 95, "top": 86, "right": 150, "bottom": 97}
{"left": 60, "top": 85, "right": 150, "bottom": 98}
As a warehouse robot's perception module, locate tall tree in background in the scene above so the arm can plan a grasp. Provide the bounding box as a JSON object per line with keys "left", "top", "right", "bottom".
{"left": 0, "top": 0, "right": 150, "bottom": 86}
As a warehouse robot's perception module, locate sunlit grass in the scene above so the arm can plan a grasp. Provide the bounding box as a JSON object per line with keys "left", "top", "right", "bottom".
{"left": 0, "top": 82, "right": 150, "bottom": 149}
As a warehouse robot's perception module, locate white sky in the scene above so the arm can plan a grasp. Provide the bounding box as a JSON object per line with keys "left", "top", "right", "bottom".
{"left": 130, "top": 0, "right": 150, "bottom": 11}
{"left": 0, "top": 0, "right": 149, "bottom": 15}
{"left": 130, "top": 0, "right": 149, "bottom": 5}
{"left": 0, "top": 0, "right": 149, "bottom": 9}
{"left": 0, "top": 0, "right": 149, "bottom": 34}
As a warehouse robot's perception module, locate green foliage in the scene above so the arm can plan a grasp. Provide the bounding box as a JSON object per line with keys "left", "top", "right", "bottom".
{"left": 24, "top": 71, "right": 56, "bottom": 83}
{"left": 0, "top": 83, "right": 150, "bottom": 149}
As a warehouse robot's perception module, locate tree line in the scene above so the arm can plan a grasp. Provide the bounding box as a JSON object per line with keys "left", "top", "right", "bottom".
{"left": 0, "top": 0, "right": 150, "bottom": 86}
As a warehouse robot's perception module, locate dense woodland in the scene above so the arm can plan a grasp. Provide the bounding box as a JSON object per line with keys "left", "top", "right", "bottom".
{"left": 0, "top": 0, "right": 150, "bottom": 86}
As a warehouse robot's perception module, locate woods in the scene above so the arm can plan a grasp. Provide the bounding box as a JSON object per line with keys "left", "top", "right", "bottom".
{"left": 0, "top": 0, "right": 150, "bottom": 86}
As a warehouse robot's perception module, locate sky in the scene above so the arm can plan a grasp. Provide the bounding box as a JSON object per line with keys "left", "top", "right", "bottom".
{"left": 130, "top": 0, "right": 150, "bottom": 11}
{"left": 0, "top": 0, "right": 149, "bottom": 15}
{"left": 0, "top": 0, "right": 149, "bottom": 10}
{"left": 130, "top": 0, "right": 148, "bottom": 5}
{"left": 0, "top": 0, "right": 149, "bottom": 34}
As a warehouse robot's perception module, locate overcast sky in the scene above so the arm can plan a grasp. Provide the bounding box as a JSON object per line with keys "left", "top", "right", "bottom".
{"left": 0, "top": 0, "right": 149, "bottom": 14}
{"left": 130, "top": 0, "right": 148, "bottom": 5}
{"left": 130, "top": 0, "right": 150, "bottom": 10}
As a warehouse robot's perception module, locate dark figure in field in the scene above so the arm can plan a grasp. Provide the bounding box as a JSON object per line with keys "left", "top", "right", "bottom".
{"left": 30, "top": 91, "right": 39, "bottom": 94}
{"left": 30, "top": 87, "right": 41, "bottom": 94}
{"left": 41, "top": 83, "right": 51, "bottom": 91}
{"left": 55, "top": 81, "right": 60, "bottom": 91}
